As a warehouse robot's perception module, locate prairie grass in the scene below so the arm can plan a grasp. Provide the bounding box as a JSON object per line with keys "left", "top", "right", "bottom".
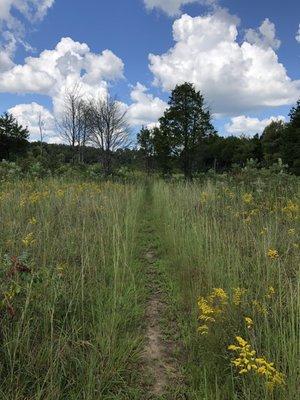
{"left": 153, "top": 177, "right": 299, "bottom": 399}
{"left": 0, "top": 175, "right": 299, "bottom": 399}
{"left": 0, "top": 179, "right": 145, "bottom": 399}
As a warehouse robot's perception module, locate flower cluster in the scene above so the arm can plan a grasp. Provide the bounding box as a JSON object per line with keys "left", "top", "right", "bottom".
{"left": 267, "top": 249, "right": 279, "bottom": 260}
{"left": 242, "top": 193, "right": 254, "bottom": 204}
{"left": 232, "top": 287, "right": 247, "bottom": 306}
{"left": 22, "top": 232, "right": 36, "bottom": 248}
{"left": 198, "top": 288, "right": 228, "bottom": 334}
{"left": 228, "top": 336, "right": 285, "bottom": 390}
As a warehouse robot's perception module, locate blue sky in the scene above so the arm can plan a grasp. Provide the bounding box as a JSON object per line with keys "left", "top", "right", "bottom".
{"left": 0, "top": 0, "right": 300, "bottom": 142}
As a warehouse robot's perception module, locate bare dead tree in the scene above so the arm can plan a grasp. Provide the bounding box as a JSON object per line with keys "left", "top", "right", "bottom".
{"left": 56, "top": 83, "right": 91, "bottom": 163}
{"left": 77, "top": 99, "right": 93, "bottom": 163}
{"left": 89, "top": 94, "right": 130, "bottom": 175}
{"left": 38, "top": 112, "right": 46, "bottom": 157}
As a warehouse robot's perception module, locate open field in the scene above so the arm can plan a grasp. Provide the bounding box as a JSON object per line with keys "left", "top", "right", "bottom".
{"left": 0, "top": 175, "right": 299, "bottom": 399}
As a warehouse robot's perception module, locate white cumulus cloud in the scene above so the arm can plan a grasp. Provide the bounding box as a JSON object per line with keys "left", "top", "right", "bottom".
{"left": 8, "top": 102, "right": 59, "bottom": 142}
{"left": 0, "top": 37, "right": 125, "bottom": 114}
{"left": 225, "top": 115, "right": 286, "bottom": 136}
{"left": 143, "top": 0, "right": 217, "bottom": 16}
{"left": 296, "top": 24, "right": 300, "bottom": 43}
{"left": 149, "top": 9, "right": 300, "bottom": 114}
{"left": 0, "top": 1, "right": 55, "bottom": 72}
{"left": 127, "top": 83, "right": 168, "bottom": 127}
{"left": 245, "top": 18, "right": 281, "bottom": 50}
{"left": 0, "top": 0, "right": 55, "bottom": 23}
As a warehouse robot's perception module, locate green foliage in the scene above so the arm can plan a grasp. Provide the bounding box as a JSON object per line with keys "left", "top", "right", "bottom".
{"left": 0, "top": 160, "right": 23, "bottom": 180}
{"left": 261, "top": 120, "right": 285, "bottom": 165}
{"left": 137, "top": 126, "right": 155, "bottom": 172}
{"left": 1, "top": 91, "right": 300, "bottom": 177}
{"left": 159, "top": 82, "right": 215, "bottom": 178}
{"left": 0, "top": 112, "right": 29, "bottom": 160}
{"left": 152, "top": 175, "right": 299, "bottom": 399}
{"left": 0, "top": 180, "right": 146, "bottom": 399}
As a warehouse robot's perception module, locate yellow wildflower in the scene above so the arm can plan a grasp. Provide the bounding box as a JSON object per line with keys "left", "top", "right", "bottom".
{"left": 242, "top": 193, "right": 253, "bottom": 204}
{"left": 252, "top": 300, "right": 269, "bottom": 316}
{"left": 266, "top": 286, "right": 275, "bottom": 299}
{"left": 210, "top": 288, "right": 228, "bottom": 304}
{"left": 228, "top": 336, "right": 285, "bottom": 390}
{"left": 198, "top": 325, "right": 209, "bottom": 335}
{"left": 267, "top": 249, "right": 279, "bottom": 260}
{"left": 22, "top": 232, "right": 36, "bottom": 247}
{"left": 56, "top": 189, "right": 64, "bottom": 198}
{"left": 233, "top": 287, "right": 247, "bottom": 306}
{"left": 260, "top": 227, "right": 268, "bottom": 235}
{"left": 244, "top": 317, "right": 254, "bottom": 329}
{"left": 197, "top": 288, "right": 228, "bottom": 334}
{"left": 29, "top": 217, "right": 37, "bottom": 225}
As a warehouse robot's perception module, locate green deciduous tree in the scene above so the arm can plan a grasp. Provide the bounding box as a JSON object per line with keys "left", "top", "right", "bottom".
{"left": 137, "top": 126, "right": 155, "bottom": 173}
{"left": 261, "top": 120, "right": 285, "bottom": 166}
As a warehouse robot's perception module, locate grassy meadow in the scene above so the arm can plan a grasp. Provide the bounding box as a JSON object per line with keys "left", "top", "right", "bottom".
{"left": 153, "top": 176, "right": 299, "bottom": 399}
{"left": 0, "top": 180, "right": 146, "bottom": 399}
{"left": 0, "top": 174, "right": 299, "bottom": 399}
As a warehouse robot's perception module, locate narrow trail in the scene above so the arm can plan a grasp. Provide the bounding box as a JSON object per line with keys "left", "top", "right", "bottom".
{"left": 140, "top": 190, "right": 183, "bottom": 399}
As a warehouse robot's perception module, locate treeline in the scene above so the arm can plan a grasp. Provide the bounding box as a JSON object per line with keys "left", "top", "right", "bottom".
{"left": 137, "top": 83, "right": 300, "bottom": 177}
{"left": 0, "top": 82, "right": 299, "bottom": 177}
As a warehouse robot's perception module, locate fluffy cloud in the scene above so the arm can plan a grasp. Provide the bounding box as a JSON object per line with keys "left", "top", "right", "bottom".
{"left": 0, "top": 0, "right": 54, "bottom": 25}
{"left": 0, "top": 1, "right": 55, "bottom": 72}
{"left": 127, "top": 83, "right": 167, "bottom": 126}
{"left": 149, "top": 9, "right": 300, "bottom": 114}
{"left": 8, "top": 102, "right": 60, "bottom": 143}
{"left": 3, "top": 36, "right": 126, "bottom": 143}
{"left": 143, "top": 0, "right": 216, "bottom": 16}
{"left": 0, "top": 37, "right": 125, "bottom": 114}
{"left": 225, "top": 115, "right": 286, "bottom": 136}
{"left": 296, "top": 24, "right": 300, "bottom": 43}
{"left": 245, "top": 18, "right": 281, "bottom": 50}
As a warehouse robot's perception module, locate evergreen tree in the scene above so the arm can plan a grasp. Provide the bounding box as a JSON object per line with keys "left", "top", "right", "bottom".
{"left": 159, "top": 82, "right": 215, "bottom": 179}
{"left": 282, "top": 100, "right": 300, "bottom": 175}
{"left": 0, "top": 112, "right": 29, "bottom": 160}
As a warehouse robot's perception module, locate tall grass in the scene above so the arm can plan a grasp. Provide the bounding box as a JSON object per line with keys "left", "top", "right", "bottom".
{"left": 0, "top": 179, "right": 145, "bottom": 399}
{"left": 153, "top": 177, "right": 299, "bottom": 399}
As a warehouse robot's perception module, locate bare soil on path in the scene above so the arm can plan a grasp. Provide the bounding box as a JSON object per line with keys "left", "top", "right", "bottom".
{"left": 142, "top": 247, "right": 183, "bottom": 399}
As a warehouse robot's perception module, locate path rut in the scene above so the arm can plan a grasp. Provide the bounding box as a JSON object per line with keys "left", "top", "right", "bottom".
{"left": 142, "top": 249, "right": 179, "bottom": 398}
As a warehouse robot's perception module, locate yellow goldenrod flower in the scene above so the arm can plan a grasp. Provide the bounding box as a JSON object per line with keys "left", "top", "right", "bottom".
{"left": 197, "top": 288, "right": 228, "bottom": 334}
{"left": 198, "top": 325, "right": 209, "bottom": 335}
{"left": 252, "top": 300, "right": 269, "bottom": 316}
{"left": 260, "top": 227, "right": 268, "bottom": 235}
{"left": 233, "top": 287, "right": 247, "bottom": 306}
{"left": 56, "top": 189, "right": 65, "bottom": 198}
{"left": 22, "top": 232, "right": 36, "bottom": 247}
{"left": 244, "top": 317, "right": 254, "bottom": 329}
{"left": 29, "top": 217, "right": 37, "bottom": 225}
{"left": 228, "top": 336, "right": 285, "bottom": 390}
{"left": 288, "top": 228, "right": 296, "bottom": 235}
{"left": 266, "top": 286, "right": 275, "bottom": 299}
{"left": 267, "top": 249, "right": 279, "bottom": 260}
{"left": 242, "top": 193, "right": 254, "bottom": 204}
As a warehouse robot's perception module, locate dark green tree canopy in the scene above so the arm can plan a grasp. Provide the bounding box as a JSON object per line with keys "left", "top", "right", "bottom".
{"left": 289, "top": 99, "right": 300, "bottom": 129}
{"left": 159, "top": 82, "right": 215, "bottom": 178}
{"left": 0, "top": 112, "right": 29, "bottom": 140}
{"left": 0, "top": 112, "right": 29, "bottom": 160}
{"left": 159, "top": 82, "right": 215, "bottom": 150}
{"left": 261, "top": 120, "right": 285, "bottom": 165}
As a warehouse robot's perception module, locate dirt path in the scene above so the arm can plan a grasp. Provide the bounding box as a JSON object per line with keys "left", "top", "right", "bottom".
{"left": 142, "top": 248, "right": 179, "bottom": 398}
